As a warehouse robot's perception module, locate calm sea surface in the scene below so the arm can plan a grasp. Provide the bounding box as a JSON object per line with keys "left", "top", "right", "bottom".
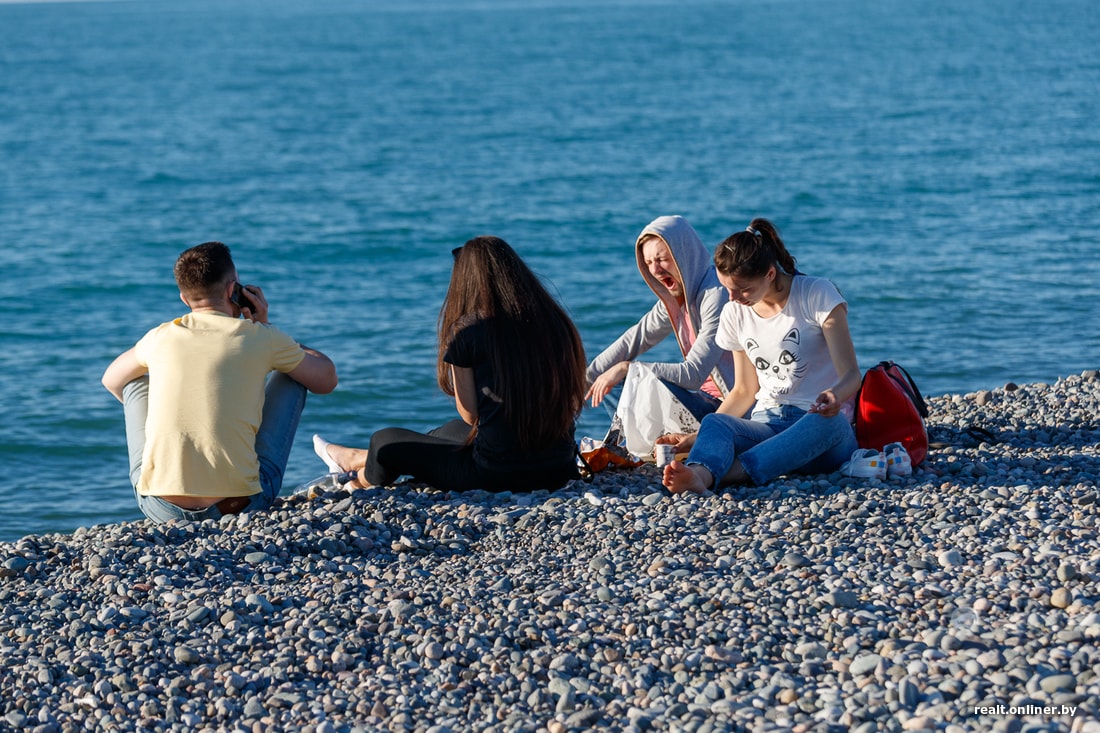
{"left": 1, "top": 0, "right": 1097, "bottom": 541}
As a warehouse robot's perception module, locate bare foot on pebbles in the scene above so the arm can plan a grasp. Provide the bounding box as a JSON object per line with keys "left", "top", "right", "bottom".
{"left": 662, "top": 460, "right": 711, "bottom": 495}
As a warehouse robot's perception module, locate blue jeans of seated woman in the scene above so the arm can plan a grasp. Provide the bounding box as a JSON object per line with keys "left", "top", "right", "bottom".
{"left": 687, "top": 404, "right": 858, "bottom": 487}
{"left": 122, "top": 373, "right": 307, "bottom": 523}
{"left": 600, "top": 380, "right": 723, "bottom": 422}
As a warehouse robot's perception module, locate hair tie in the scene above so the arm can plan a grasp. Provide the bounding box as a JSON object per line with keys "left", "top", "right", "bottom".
{"left": 746, "top": 226, "right": 760, "bottom": 237}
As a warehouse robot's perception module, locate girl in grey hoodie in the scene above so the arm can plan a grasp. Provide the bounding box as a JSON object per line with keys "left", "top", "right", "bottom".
{"left": 586, "top": 215, "right": 735, "bottom": 449}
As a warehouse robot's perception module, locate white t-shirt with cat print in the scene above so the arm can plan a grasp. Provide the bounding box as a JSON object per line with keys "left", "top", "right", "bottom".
{"left": 716, "top": 275, "right": 847, "bottom": 412}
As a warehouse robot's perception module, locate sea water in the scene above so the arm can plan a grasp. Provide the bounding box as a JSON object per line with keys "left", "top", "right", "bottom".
{"left": 1, "top": 0, "right": 1097, "bottom": 541}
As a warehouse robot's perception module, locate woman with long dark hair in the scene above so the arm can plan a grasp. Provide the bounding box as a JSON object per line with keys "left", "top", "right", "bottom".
{"left": 315, "top": 235, "right": 587, "bottom": 492}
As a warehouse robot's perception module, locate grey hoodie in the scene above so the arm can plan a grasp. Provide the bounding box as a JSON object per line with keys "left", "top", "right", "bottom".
{"left": 586, "top": 215, "right": 734, "bottom": 395}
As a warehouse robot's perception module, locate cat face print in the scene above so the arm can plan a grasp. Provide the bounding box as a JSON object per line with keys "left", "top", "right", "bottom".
{"left": 745, "top": 328, "right": 806, "bottom": 394}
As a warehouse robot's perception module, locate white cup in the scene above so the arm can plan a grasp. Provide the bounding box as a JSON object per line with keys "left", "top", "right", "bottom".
{"left": 654, "top": 443, "right": 676, "bottom": 467}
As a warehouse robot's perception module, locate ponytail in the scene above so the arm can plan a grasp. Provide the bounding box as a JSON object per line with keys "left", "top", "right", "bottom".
{"left": 713, "top": 218, "right": 797, "bottom": 279}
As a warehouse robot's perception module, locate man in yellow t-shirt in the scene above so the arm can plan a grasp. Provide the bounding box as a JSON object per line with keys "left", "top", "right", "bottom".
{"left": 102, "top": 241, "right": 338, "bottom": 523}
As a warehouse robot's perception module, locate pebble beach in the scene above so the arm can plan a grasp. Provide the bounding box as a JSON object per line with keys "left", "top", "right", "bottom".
{"left": 2, "top": 371, "right": 1098, "bottom": 733}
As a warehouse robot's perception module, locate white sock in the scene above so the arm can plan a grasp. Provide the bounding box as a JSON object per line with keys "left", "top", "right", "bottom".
{"left": 312, "top": 434, "right": 343, "bottom": 473}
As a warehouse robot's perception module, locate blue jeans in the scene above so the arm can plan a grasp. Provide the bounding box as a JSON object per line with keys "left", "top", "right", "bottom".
{"left": 122, "top": 373, "right": 307, "bottom": 523}
{"left": 687, "top": 404, "right": 858, "bottom": 487}
{"left": 601, "top": 380, "right": 723, "bottom": 423}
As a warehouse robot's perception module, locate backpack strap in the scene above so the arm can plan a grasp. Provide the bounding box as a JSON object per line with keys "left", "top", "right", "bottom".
{"left": 886, "top": 361, "right": 929, "bottom": 418}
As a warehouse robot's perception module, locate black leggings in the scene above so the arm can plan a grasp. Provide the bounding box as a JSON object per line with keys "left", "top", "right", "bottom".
{"left": 363, "top": 419, "right": 577, "bottom": 493}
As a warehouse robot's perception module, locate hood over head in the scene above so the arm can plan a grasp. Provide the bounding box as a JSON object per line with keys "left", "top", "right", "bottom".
{"left": 635, "top": 215, "right": 711, "bottom": 315}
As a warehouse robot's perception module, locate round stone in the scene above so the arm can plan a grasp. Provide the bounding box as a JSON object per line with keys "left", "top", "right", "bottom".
{"left": 938, "top": 550, "right": 964, "bottom": 568}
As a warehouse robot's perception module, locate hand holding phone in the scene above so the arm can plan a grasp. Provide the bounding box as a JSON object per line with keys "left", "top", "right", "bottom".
{"left": 231, "top": 282, "right": 269, "bottom": 324}
{"left": 231, "top": 282, "right": 250, "bottom": 311}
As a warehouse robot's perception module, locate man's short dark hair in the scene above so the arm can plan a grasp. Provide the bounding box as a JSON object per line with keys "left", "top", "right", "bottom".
{"left": 175, "top": 241, "right": 235, "bottom": 299}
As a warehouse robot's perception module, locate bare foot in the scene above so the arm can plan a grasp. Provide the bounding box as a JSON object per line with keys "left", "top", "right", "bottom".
{"left": 662, "top": 460, "right": 712, "bottom": 494}
{"left": 327, "top": 443, "right": 367, "bottom": 472}
{"left": 329, "top": 446, "right": 376, "bottom": 489}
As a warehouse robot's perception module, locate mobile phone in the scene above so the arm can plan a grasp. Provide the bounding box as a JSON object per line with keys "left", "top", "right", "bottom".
{"left": 231, "top": 282, "right": 251, "bottom": 311}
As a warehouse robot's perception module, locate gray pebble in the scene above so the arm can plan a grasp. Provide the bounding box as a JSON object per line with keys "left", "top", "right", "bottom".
{"left": 243, "top": 697, "right": 265, "bottom": 718}
{"left": 849, "top": 654, "right": 882, "bottom": 676}
{"left": 822, "top": 590, "right": 859, "bottom": 608}
{"left": 1039, "top": 674, "right": 1076, "bottom": 694}
{"left": 3, "top": 556, "right": 29, "bottom": 573}
{"left": 898, "top": 676, "right": 920, "bottom": 709}
{"left": 780, "top": 552, "right": 810, "bottom": 568}
{"left": 938, "top": 549, "right": 964, "bottom": 568}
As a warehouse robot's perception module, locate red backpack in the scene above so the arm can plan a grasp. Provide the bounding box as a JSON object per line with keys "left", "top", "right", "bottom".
{"left": 855, "top": 361, "right": 929, "bottom": 466}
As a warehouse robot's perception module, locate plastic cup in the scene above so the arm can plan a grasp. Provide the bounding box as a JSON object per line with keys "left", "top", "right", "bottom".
{"left": 654, "top": 443, "right": 676, "bottom": 467}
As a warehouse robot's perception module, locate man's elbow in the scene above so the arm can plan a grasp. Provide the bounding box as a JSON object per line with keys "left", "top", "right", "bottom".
{"left": 310, "top": 365, "right": 338, "bottom": 394}
{"left": 311, "top": 366, "right": 338, "bottom": 395}
{"left": 101, "top": 377, "right": 125, "bottom": 403}
{"left": 101, "top": 369, "right": 122, "bottom": 398}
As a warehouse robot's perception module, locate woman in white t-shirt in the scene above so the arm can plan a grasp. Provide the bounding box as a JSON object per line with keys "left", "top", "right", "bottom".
{"left": 661, "top": 218, "right": 861, "bottom": 494}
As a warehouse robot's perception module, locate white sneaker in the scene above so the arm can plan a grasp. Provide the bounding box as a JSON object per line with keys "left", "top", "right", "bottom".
{"left": 840, "top": 449, "right": 887, "bottom": 479}
{"left": 884, "top": 442, "right": 913, "bottom": 478}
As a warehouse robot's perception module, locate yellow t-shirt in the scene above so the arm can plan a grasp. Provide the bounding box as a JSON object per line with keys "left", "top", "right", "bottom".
{"left": 133, "top": 311, "right": 305, "bottom": 498}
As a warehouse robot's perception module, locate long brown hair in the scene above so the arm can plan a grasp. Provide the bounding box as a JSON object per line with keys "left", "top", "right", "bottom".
{"left": 437, "top": 236, "right": 587, "bottom": 452}
{"left": 713, "top": 218, "right": 797, "bottom": 279}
